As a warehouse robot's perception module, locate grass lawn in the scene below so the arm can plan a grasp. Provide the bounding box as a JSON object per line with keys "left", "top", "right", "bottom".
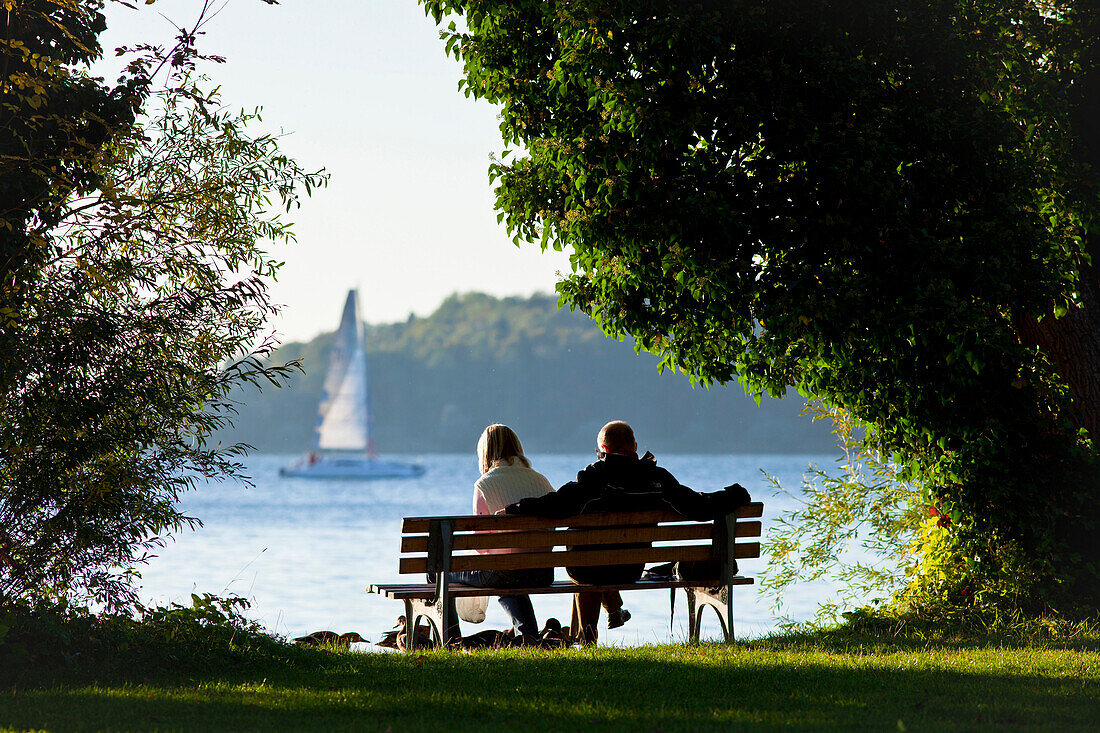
{"left": 3, "top": 633, "right": 1098, "bottom": 732}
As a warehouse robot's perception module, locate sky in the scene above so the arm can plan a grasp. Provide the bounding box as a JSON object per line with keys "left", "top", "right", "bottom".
{"left": 97, "top": 0, "right": 571, "bottom": 343}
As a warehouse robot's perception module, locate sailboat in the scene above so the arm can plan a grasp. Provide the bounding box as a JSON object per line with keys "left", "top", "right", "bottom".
{"left": 280, "top": 289, "right": 425, "bottom": 480}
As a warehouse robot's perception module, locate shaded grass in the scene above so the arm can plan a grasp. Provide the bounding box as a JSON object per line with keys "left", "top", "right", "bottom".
{"left": 3, "top": 635, "right": 1099, "bottom": 732}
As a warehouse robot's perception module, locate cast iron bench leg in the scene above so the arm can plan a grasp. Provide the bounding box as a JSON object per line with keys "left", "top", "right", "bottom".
{"left": 405, "top": 598, "right": 445, "bottom": 651}
{"left": 689, "top": 586, "right": 734, "bottom": 643}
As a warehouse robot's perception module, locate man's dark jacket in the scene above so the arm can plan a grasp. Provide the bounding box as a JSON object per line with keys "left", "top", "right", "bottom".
{"left": 504, "top": 453, "right": 750, "bottom": 583}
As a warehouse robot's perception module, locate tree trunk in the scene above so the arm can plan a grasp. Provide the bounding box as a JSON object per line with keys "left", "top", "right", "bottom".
{"left": 1014, "top": 257, "right": 1100, "bottom": 607}
{"left": 1015, "top": 262, "right": 1100, "bottom": 444}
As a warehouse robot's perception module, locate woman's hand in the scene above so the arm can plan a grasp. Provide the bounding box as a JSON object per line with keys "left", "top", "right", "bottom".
{"left": 494, "top": 508, "right": 507, "bottom": 515}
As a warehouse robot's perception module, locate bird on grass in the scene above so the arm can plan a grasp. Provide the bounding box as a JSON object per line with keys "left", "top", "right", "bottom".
{"left": 375, "top": 616, "right": 407, "bottom": 649}
{"left": 292, "top": 631, "right": 366, "bottom": 648}
{"left": 375, "top": 616, "right": 437, "bottom": 650}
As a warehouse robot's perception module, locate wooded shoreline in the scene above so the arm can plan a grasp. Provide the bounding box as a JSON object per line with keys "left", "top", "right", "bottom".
{"left": 216, "top": 293, "right": 835, "bottom": 455}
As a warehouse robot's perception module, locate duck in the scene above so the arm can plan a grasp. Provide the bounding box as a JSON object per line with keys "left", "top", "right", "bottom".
{"left": 374, "top": 615, "right": 441, "bottom": 650}
{"left": 375, "top": 616, "right": 407, "bottom": 649}
{"left": 461, "top": 629, "right": 509, "bottom": 649}
{"left": 292, "top": 630, "right": 366, "bottom": 648}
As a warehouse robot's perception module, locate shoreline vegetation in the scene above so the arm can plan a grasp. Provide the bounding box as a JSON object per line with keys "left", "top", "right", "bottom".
{"left": 2, "top": 597, "right": 1097, "bottom": 731}
{"left": 216, "top": 292, "right": 835, "bottom": 455}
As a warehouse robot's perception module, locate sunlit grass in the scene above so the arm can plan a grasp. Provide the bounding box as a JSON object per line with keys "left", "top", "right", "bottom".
{"left": 4, "top": 635, "right": 1098, "bottom": 731}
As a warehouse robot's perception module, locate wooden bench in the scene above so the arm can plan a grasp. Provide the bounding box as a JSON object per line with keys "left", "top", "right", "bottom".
{"left": 367, "top": 502, "right": 763, "bottom": 649}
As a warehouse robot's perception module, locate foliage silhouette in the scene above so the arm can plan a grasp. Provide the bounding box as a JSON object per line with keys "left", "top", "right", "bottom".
{"left": 420, "top": 0, "right": 1100, "bottom": 611}
{"left": 0, "top": 0, "right": 325, "bottom": 609}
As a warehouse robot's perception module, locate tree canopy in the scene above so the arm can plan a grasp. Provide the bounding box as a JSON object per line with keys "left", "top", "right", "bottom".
{"left": 423, "top": 0, "right": 1100, "bottom": 610}
{"left": 0, "top": 0, "right": 324, "bottom": 608}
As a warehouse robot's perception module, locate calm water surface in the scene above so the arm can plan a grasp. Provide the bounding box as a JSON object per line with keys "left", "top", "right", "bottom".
{"left": 137, "top": 453, "right": 840, "bottom": 646}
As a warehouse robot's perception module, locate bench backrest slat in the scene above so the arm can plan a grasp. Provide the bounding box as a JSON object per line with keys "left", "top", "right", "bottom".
{"left": 399, "top": 502, "right": 764, "bottom": 533}
{"left": 399, "top": 520, "right": 762, "bottom": 554}
{"left": 398, "top": 542, "right": 761, "bottom": 574}
{"left": 398, "top": 503, "right": 764, "bottom": 577}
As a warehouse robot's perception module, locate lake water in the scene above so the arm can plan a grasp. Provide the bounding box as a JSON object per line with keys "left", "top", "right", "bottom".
{"left": 137, "top": 453, "right": 842, "bottom": 646}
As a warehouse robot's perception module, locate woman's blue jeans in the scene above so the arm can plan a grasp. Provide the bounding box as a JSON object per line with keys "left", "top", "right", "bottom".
{"left": 429, "top": 568, "right": 553, "bottom": 637}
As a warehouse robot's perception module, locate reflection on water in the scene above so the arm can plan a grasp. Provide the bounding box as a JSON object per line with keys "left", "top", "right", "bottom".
{"left": 137, "top": 453, "right": 840, "bottom": 645}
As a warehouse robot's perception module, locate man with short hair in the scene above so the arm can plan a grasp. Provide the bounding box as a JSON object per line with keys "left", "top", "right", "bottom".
{"left": 505, "top": 420, "right": 748, "bottom": 644}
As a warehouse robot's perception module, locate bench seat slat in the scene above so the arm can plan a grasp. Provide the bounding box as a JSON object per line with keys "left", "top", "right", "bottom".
{"left": 368, "top": 577, "right": 755, "bottom": 600}
{"left": 399, "top": 502, "right": 763, "bottom": 533}
{"left": 398, "top": 541, "right": 761, "bottom": 574}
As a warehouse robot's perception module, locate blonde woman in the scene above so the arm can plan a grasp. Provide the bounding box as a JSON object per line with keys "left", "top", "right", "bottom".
{"left": 433, "top": 424, "right": 554, "bottom": 639}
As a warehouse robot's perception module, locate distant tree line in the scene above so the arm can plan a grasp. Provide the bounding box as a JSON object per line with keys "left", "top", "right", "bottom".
{"left": 220, "top": 292, "right": 832, "bottom": 454}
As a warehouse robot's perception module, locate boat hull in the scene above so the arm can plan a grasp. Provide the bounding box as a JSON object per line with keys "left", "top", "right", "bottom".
{"left": 279, "top": 455, "right": 425, "bottom": 480}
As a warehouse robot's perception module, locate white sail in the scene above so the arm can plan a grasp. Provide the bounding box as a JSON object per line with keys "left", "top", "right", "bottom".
{"left": 317, "top": 345, "right": 370, "bottom": 450}
{"left": 315, "top": 290, "right": 372, "bottom": 452}
{"left": 281, "top": 289, "right": 423, "bottom": 479}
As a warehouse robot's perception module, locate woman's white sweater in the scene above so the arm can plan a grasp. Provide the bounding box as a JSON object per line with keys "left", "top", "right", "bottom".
{"left": 473, "top": 461, "right": 554, "bottom": 514}
{"left": 473, "top": 461, "right": 554, "bottom": 554}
